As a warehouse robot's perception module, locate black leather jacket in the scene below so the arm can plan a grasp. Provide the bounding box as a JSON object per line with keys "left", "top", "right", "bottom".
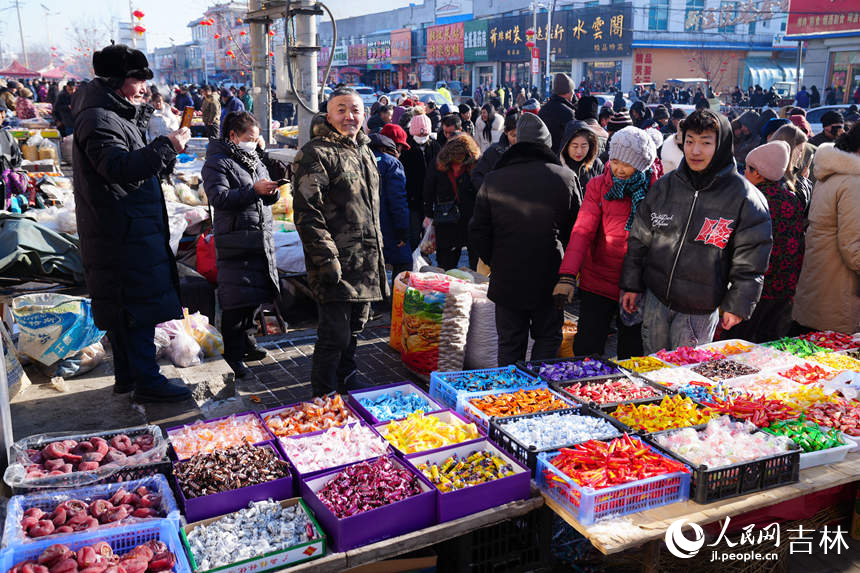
{"left": 620, "top": 161, "right": 773, "bottom": 319}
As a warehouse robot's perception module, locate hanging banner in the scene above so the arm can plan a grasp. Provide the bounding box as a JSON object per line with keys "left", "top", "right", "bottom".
{"left": 464, "top": 19, "right": 488, "bottom": 62}
{"left": 367, "top": 37, "right": 391, "bottom": 70}
{"left": 332, "top": 44, "right": 348, "bottom": 67}
{"left": 786, "top": 0, "right": 860, "bottom": 37}
{"left": 426, "top": 22, "right": 464, "bottom": 65}
{"left": 348, "top": 43, "right": 367, "bottom": 66}
{"left": 391, "top": 29, "right": 412, "bottom": 64}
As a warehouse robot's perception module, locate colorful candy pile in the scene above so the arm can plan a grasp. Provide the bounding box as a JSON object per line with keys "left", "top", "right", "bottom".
{"left": 804, "top": 400, "right": 860, "bottom": 436}
{"left": 811, "top": 352, "right": 860, "bottom": 372}
{"left": 263, "top": 394, "right": 358, "bottom": 438}
{"left": 781, "top": 386, "right": 842, "bottom": 410}
{"left": 498, "top": 412, "right": 621, "bottom": 450}
{"left": 701, "top": 394, "right": 797, "bottom": 427}
{"left": 712, "top": 341, "right": 755, "bottom": 356}
{"left": 763, "top": 337, "right": 831, "bottom": 358}
{"left": 655, "top": 346, "right": 723, "bottom": 366}
{"left": 560, "top": 377, "right": 661, "bottom": 405}
{"left": 468, "top": 388, "right": 570, "bottom": 418}
{"left": 610, "top": 395, "right": 715, "bottom": 432}
{"left": 652, "top": 417, "right": 791, "bottom": 468}
{"left": 762, "top": 417, "right": 846, "bottom": 452}
{"left": 545, "top": 435, "right": 689, "bottom": 490}
{"left": 358, "top": 390, "right": 435, "bottom": 422}
{"left": 779, "top": 363, "right": 835, "bottom": 385}
{"left": 796, "top": 331, "right": 859, "bottom": 351}
{"left": 416, "top": 449, "right": 517, "bottom": 492}
{"left": 616, "top": 356, "right": 667, "bottom": 373}
{"left": 725, "top": 374, "right": 802, "bottom": 399}
{"left": 279, "top": 423, "right": 389, "bottom": 473}
{"left": 643, "top": 367, "right": 712, "bottom": 390}
{"left": 526, "top": 357, "right": 618, "bottom": 382}
{"left": 691, "top": 359, "right": 759, "bottom": 381}
{"left": 317, "top": 457, "right": 423, "bottom": 518}
{"left": 437, "top": 367, "right": 537, "bottom": 393}
{"left": 677, "top": 381, "right": 733, "bottom": 403}
{"left": 174, "top": 445, "right": 290, "bottom": 498}
{"left": 379, "top": 412, "right": 481, "bottom": 454}
{"left": 169, "top": 414, "right": 270, "bottom": 459}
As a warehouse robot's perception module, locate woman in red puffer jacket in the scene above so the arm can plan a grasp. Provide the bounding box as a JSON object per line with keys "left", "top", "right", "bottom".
{"left": 553, "top": 126, "right": 658, "bottom": 358}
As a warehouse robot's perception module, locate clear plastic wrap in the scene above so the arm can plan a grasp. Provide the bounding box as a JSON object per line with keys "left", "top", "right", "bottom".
{"left": 2, "top": 474, "right": 180, "bottom": 547}
{"left": 4, "top": 425, "right": 169, "bottom": 490}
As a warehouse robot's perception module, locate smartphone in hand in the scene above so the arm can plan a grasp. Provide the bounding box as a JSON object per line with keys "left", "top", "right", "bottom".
{"left": 276, "top": 179, "right": 288, "bottom": 186}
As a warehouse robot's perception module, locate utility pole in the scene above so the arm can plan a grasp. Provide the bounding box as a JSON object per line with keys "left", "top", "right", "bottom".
{"left": 128, "top": 0, "right": 136, "bottom": 48}
{"left": 295, "top": 0, "right": 319, "bottom": 147}
{"left": 15, "top": 0, "right": 28, "bottom": 67}
{"left": 531, "top": 5, "right": 538, "bottom": 92}
{"left": 545, "top": 0, "right": 554, "bottom": 99}
{"left": 249, "top": 0, "right": 271, "bottom": 143}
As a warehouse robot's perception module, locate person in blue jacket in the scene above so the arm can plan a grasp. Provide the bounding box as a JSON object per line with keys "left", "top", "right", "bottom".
{"left": 219, "top": 87, "right": 245, "bottom": 134}
{"left": 369, "top": 131, "right": 411, "bottom": 279}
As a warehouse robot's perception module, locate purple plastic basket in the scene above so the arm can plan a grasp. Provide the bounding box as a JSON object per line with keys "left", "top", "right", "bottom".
{"left": 299, "top": 455, "right": 435, "bottom": 552}
{"left": 172, "top": 442, "right": 294, "bottom": 523}
{"left": 403, "top": 439, "right": 531, "bottom": 523}
{"left": 278, "top": 422, "right": 390, "bottom": 480}
{"left": 348, "top": 382, "right": 444, "bottom": 424}
{"left": 258, "top": 396, "right": 362, "bottom": 440}
{"left": 166, "top": 412, "right": 273, "bottom": 461}
{"left": 374, "top": 409, "right": 485, "bottom": 457}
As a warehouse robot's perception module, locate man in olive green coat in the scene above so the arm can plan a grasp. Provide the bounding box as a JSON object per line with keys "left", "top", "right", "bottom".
{"left": 293, "top": 87, "right": 388, "bottom": 396}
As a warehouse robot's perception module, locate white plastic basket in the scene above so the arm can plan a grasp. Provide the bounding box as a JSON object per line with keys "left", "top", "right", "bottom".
{"left": 798, "top": 434, "right": 857, "bottom": 470}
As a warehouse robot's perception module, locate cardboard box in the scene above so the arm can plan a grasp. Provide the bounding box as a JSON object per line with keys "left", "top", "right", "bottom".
{"left": 181, "top": 498, "right": 325, "bottom": 573}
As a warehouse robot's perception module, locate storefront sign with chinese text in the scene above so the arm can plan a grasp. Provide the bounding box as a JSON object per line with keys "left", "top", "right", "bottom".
{"left": 332, "top": 44, "right": 348, "bottom": 67}
{"left": 786, "top": 0, "right": 860, "bottom": 37}
{"left": 464, "top": 19, "right": 488, "bottom": 62}
{"left": 367, "top": 37, "right": 391, "bottom": 70}
{"left": 348, "top": 43, "right": 367, "bottom": 66}
{"left": 426, "top": 22, "right": 464, "bottom": 65}
{"left": 391, "top": 29, "right": 412, "bottom": 64}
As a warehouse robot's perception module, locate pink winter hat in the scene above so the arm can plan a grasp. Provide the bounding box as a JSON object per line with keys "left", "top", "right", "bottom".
{"left": 409, "top": 113, "right": 432, "bottom": 137}
{"left": 745, "top": 140, "right": 790, "bottom": 182}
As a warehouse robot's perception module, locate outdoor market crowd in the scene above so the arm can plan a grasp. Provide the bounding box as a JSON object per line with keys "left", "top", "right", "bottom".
{"left": 4, "top": 42, "right": 859, "bottom": 404}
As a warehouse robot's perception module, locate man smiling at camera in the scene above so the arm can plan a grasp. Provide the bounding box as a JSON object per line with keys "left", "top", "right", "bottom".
{"left": 619, "top": 109, "right": 773, "bottom": 353}
{"left": 292, "top": 88, "right": 388, "bottom": 397}
{"left": 72, "top": 43, "right": 192, "bottom": 403}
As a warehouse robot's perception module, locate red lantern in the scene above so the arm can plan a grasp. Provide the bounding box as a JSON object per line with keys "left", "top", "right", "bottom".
{"left": 236, "top": 18, "right": 243, "bottom": 24}
{"left": 268, "top": 51, "right": 274, "bottom": 57}
{"left": 239, "top": 31, "right": 247, "bottom": 36}
{"left": 226, "top": 50, "right": 235, "bottom": 57}
{"left": 214, "top": 33, "right": 221, "bottom": 39}
{"left": 525, "top": 41, "right": 535, "bottom": 48}
{"left": 268, "top": 30, "right": 275, "bottom": 36}
{"left": 133, "top": 25, "right": 146, "bottom": 35}
{"left": 228, "top": 36, "right": 233, "bottom": 41}
{"left": 526, "top": 28, "right": 534, "bottom": 36}
{"left": 133, "top": 10, "right": 144, "bottom": 19}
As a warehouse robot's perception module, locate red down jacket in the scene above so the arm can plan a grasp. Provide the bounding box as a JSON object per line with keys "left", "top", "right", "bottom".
{"left": 558, "top": 166, "right": 658, "bottom": 301}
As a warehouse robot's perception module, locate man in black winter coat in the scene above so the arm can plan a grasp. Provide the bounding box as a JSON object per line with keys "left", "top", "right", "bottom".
{"left": 538, "top": 73, "right": 577, "bottom": 154}
{"left": 73, "top": 44, "right": 191, "bottom": 402}
{"left": 620, "top": 110, "right": 772, "bottom": 354}
{"left": 469, "top": 114, "right": 581, "bottom": 365}
{"left": 53, "top": 80, "right": 77, "bottom": 137}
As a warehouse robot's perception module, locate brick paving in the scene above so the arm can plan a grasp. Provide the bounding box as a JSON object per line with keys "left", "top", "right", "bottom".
{"left": 240, "top": 315, "right": 421, "bottom": 407}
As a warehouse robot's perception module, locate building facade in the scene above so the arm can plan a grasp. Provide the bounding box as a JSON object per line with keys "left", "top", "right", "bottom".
{"left": 317, "top": 0, "right": 797, "bottom": 97}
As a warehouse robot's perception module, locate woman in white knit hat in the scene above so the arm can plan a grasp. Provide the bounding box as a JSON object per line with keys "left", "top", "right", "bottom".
{"left": 722, "top": 140, "right": 802, "bottom": 342}
{"left": 553, "top": 126, "right": 657, "bottom": 358}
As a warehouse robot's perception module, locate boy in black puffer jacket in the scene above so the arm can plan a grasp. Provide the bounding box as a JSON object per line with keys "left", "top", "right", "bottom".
{"left": 620, "top": 110, "right": 773, "bottom": 354}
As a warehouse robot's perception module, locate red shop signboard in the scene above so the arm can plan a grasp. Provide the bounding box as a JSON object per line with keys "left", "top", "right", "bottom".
{"left": 426, "top": 22, "right": 464, "bottom": 65}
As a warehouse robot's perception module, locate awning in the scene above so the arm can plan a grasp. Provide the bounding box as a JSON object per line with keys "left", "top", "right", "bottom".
{"left": 743, "top": 59, "right": 803, "bottom": 90}
{"left": 0, "top": 60, "right": 40, "bottom": 78}
{"left": 38, "top": 66, "right": 72, "bottom": 80}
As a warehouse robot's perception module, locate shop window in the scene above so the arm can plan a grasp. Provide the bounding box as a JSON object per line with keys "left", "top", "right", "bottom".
{"left": 684, "top": 0, "right": 704, "bottom": 32}
{"left": 781, "top": 20, "right": 786, "bottom": 31}
{"left": 748, "top": 21, "right": 755, "bottom": 34}
{"left": 649, "top": 0, "right": 669, "bottom": 31}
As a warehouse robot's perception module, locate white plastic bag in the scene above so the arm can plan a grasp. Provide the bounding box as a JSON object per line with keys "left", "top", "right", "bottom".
{"left": 412, "top": 247, "right": 430, "bottom": 273}
{"left": 419, "top": 217, "right": 436, "bottom": 255}
{"left": 165, "top": 328, "right": 203, "bottom": 368}
{"left": 153, "top": 326, "right": 171, "bottom": 359}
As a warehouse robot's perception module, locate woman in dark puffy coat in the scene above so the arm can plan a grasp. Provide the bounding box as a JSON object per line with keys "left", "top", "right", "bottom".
{"left": 559, "top": 120, "right": 604, "bottom": 189}
{"left": 202, "top": 112, "right": 280, "bottom": 377}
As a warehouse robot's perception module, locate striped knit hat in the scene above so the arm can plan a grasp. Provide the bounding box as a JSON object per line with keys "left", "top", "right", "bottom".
{"left": 607, "top": 110, "right": 633, "bottom": 134}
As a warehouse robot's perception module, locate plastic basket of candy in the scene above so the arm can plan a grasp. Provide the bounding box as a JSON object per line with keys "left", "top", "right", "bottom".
{"left": 551, "top": 373, "right": 669, "bottom": 411}
{"left": 460, "top": 387, "right": 575, "bottom": 433}
{"left": 348, "top": 382, "right": 445, "bottom": 424}
{"left": 429, "top": 367, "right": 541, "bottom": 411}
{"left": 516, "top": 356, "right": 621, "bottom": 384}
{"left": 536, "top": 436, "right": 690, "bottom": 525}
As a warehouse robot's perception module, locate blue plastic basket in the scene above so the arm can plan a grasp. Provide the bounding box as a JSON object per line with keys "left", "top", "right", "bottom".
{"left": 3, "top": 474, "right": 181, "bottom": 548}
{"left": 536, "top": 438, "right": 690, "bottom": 525}
{"left": 429, "top": 366, "right": 542, "bottom": 410}
{"left": 0, "top": 520, "right": 192, "bottom": 573}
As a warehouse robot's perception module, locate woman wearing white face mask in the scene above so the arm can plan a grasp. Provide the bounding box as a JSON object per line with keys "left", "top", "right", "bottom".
{"left": 400, "top": 113, "right": 441, "bottom": 249}
{"left": 201, "top": 111, "right": 281, "bottom": 378}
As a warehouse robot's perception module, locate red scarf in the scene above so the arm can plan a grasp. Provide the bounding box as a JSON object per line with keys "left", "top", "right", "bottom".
{"left": 447, "top": 162, "right": 465, "bottom": 201}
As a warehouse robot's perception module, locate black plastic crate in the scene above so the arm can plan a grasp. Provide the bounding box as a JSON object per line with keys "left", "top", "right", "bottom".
{"left": 644, "top": 427, "right": 801, "bottom": 504}
{"left": 434, "top": 506, "right": 553, "bottom": 573}
{"left": 550, "top": 371, "right": 671, "bottom": 411}
{"left": 488, "top": 407, "right": 630, "bottom": 475}
{"left": 516, "top": 355, "right": 622, "bottom": 385}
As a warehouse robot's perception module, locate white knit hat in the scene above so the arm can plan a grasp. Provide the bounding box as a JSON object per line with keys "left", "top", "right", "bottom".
{"left": 609, "top": 126, "right": 657, "bottom": 172}
{"left": 745, "top": 140, "right": 790, "bottom": 182}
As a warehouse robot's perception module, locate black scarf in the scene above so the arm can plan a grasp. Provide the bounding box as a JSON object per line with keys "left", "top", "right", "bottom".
{"left": 222, "top": 138, "right": 262, "bottom": 174}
